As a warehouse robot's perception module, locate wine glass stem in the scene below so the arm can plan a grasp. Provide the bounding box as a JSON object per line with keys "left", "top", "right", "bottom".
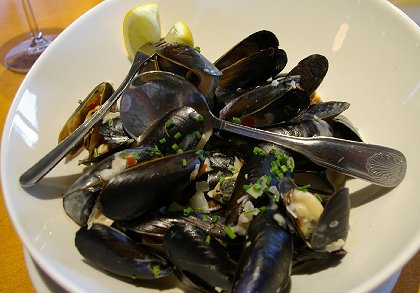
{"left": 22, "top": 0, "right": 42, "bottom": 40}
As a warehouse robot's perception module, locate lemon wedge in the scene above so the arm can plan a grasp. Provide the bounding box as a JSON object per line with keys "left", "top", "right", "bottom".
{"left": 163, "top": 20, "right": 194, "bottom": 47}
{"left": 123, "top": 3, "right": 161, "bottom": 61}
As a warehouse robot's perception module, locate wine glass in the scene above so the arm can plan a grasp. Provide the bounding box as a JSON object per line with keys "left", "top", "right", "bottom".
{"left": 4, "top": 0, "right": 58, "bottom": 74}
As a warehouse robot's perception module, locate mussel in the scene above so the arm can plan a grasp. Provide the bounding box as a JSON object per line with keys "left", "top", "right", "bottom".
{"left": 163, "top": 223, "right": 237, "bottom": 292}
{"left": 75, "top": 223, "right": 173, "bottom": 280}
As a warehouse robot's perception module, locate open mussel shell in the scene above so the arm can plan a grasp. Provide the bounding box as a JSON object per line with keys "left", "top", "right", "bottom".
{"left": 286, "top": 54, "right": 329, "bottom": 97}
{"left": 219, "top": 76, "right": 310, "bottom": 128}
{"left": 214, "top": 30, "right": 280, "bottom": 71}
{"left": 215, "top": 48, "right": 288, "bottom": 107}
{"left": 310, "top": 187, "right": 350, "bottom": 251}
{"left": 232, "top": 211, "right": 293, "bottom": 293}
{"left": 156, "top": 42, "right": 222, "bottom": 106}
{"left": 281, "top": 177, "right": 350, "bottom": 252}
{"left": 163, "top": 223, "right": 237, "bottom": 292}
{"left": 75, "top": 224, "right": 173, "bottom": 280}
{"left": 100, "top": 151, "right": 207, "bottom": 221}
{"left": 58, "top": 82, "right": 114, "bottom": 158}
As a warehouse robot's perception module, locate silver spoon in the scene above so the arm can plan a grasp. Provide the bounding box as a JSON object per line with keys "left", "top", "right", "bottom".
{"left": 19, "top": 51, "right": 152, "bottom": 187}
{"left": 121, "top": 71, "right": 406, "bottom": 188}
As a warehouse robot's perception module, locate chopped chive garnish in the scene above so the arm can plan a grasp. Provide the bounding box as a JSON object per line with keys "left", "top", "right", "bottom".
{"left": 165, "top": 119, "right": 174, "bottom": 128}
{"left": 108, "top": 118, "right": 113, "bottom": 126}
{"left": 93, "top": 148, "right": 99, "bottom": 158}
{"left": 194, "top": 46, "right": 201, "bottom": 53}
{"left": 243, "top": 184, "right": 250, "bottom": 191}
{"left": 252, "top": 183, "right": 262, "bottom": 191}
{"left": 297, "top": 184, "right": 311, "bottom": 191}
{"left": 151, "top": 265, "right": 160, "bottom": 277}
{"left": 196, "top": 114, "right": 204, "bottom": 121}
{"left": 176, "top": 148, "right": 184, "bottom": 154}
{"left": 205, "top": 234, "right": 211, "bottom": 245}
{"left": 183, "top": 207, "right": 193, "bottom": 216}
{"left": 232, "top": 117, "right": 241, "bottom": 124}
{"left": 259, "top": 206, "right": 268, "bottom": 213}
{"left": 194, "top": 131, "right": 202, "bottom": 139}
{"left": 314, "top": 193, "right": 323, "bottom": 203}
{"left": 195, "top": 207, "right": 205, "bottom": 213}
{"left": 243, "top": 209, "right": 258, "bottom": 215}
{"left": 202, "top": 214, "right": 208, "bottom": 222}
{"left": 172, "top": 144, "right": 179, "bottom": 151}
{"left": 159, "top": 138, "right": 167, "bottom": 144}
{"left": 131, "top": 152, "right": 140, "bottom": 161}
{"left": 174, "top": 132, "right": 182, "bottom": 140}
{"left": 224, "top": 225, "right": 237, "bottom": 239}
{"left": 182, "top": 158, "right": 187, "bottom": 167}
{"left": 211, "top": 215, "right": 219, "bottom": 223}
{"left": 195, "top": 149, "right": 204, "bottom": 156}
{"left": 253, "top": 146, "right": 267, "bottom": 156}
{"left": 219, "top": 177, "right": 225, "bottom": 184}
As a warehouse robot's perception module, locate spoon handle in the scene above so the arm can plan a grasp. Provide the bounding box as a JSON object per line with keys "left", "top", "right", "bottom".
{"left": 218, "top": 119, "right": 406, "bottom": 187}
{"left": 19, "top": 52, "right": 150, "bottom": 187}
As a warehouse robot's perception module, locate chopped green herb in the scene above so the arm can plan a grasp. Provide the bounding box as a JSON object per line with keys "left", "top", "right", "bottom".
{"left": 243, "top": 209, "right": 259, "bottom": 216}
{"left": 205, "top": 234, "right": 211, "bottom": 245}
{"left": 202, "top": 214, "right": 208, "bottom": 222}
{"left": 182, "top": 158, "right": 187, "bottom": 167}
{"left": 93, "top": 148, "right": 100, "bottom": 158}
{"left": 219, "top": 177, "right": 225, "bottom": 184}
{"left": 194, "top": 46, "right": 201, "bottom": 53}
{"left": 107, "top": 118, "right": 113, "bottom": 126}
{"left": 232, "top": 117, "right": 241, "bottom": 124}
{"left": 165, "top": 119, "right": 174, "bottom": 128}
{"left": 195, "top": 207, "right": 205, "bottom": 213}
{"left": 172, "top": 144, "right": 179, "bottom": 151}
{"left": 224, "top": 225, "right": 237, "bottom": 239}
{"left": 211, "top": 215, "right": 219, "bottom": 223}
{"left": 131, "top": 152, "right": 140, "bottom": 161}
{"left": 253, "top": 146, "right": 267, "bottom": 156}
{"left": 297, "top": 184, "right": 311, "bottom": 191}
{"left": 259, "top": 206, "right": 268, "bottom": 213}
{"left": 196, "top": 114, "right": 204, "bottom": 121}
{"left": 174, "top": 132, "right": 182, "bottom": 140}
{"left": 243, "top": 184, "right": 250, "bottom": 191}
{"left": 176, "top": 148, "right": 184, "bottom": 154}
{"left": 194, "top": 131, "right": 202, "bottom": 139}
{"left": 159, "top": 138, "right": 167, "bottom": 144}
{"left": 314, "top": 193, "right": 323, "bottom": 203}
{"left": 151, "top": 265, "right": 161, "bottom": 277}
{"left": 252, "top": 182, "right": 262, "bottom": 191}
{"left": 183, "top": 207, "right": 193, "bottom": 216}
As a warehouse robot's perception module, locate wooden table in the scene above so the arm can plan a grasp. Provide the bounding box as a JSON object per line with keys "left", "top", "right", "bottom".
{"left": 0, "top": 0, "right": 418, "bottom": 292}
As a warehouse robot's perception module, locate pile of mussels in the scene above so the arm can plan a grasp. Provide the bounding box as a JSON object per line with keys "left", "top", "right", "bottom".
{"left": 61, "top": 30, "right": 361, "bottom": 292}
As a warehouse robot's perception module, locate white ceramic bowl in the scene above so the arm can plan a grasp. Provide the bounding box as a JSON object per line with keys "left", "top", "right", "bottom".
{"left": 2, "top": 0, "right": 420, "bottom": 292}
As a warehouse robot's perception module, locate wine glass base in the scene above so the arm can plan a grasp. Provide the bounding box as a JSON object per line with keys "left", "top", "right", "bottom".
{"left": 4, "top": 34, "right": 56, "bottom": 74}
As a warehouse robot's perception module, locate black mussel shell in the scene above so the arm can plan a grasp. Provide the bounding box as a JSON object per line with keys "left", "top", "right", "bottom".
{"left": 163, "top": 223, "right": 237, "bottom": 292}
{"left": 100, "top": 151, "right": 206, "bottom": 221}
{"left": 75, "top": 224, "right": 173, "bottom": 280}
{"left": 214, "top": 30, "right": 280, "bottom": 71}
{"left": 287, "top": 54, "right": 328, "bottom": 96}
{"left": 232, "top": 211, "right": 293, "bottom": 293}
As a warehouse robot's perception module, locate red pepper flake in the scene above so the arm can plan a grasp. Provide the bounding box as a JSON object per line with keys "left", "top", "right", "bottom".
{"left": 126, "top": 156, "right": 137, "bottom": 166}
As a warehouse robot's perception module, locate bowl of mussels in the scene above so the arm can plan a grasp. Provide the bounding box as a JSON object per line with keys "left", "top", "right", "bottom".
{"left": 2, "top": 0, "right": 419, "bottom": 292}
